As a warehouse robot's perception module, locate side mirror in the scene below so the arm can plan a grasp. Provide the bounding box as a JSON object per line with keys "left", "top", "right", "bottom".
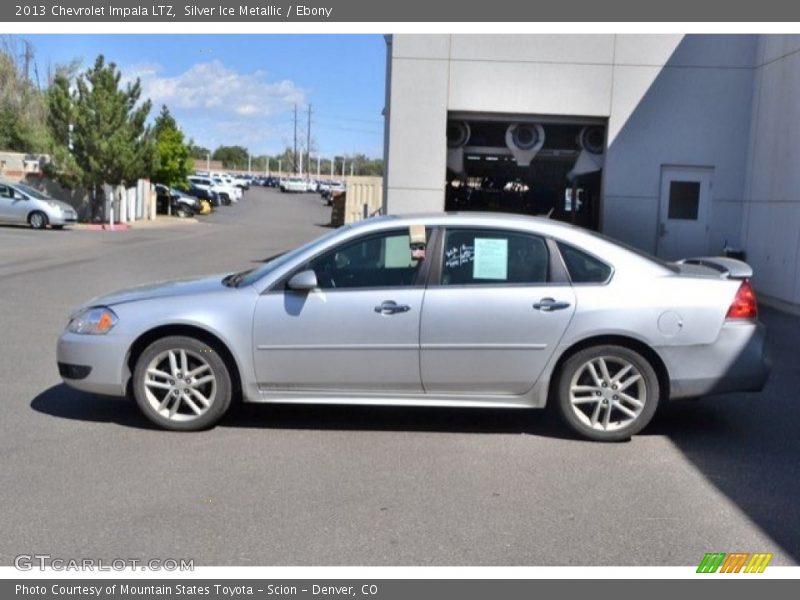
{"left": 287, "top": 269, "right": 318, "bottom": 292}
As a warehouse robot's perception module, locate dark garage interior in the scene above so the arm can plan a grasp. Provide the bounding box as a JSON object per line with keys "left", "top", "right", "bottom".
{"left": 444, "top": 114, "right": 606, "bottom": 230}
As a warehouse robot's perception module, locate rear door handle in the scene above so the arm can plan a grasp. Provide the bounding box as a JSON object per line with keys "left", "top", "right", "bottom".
{"left": 374, "top": 300, "right": 411, "bottom": 315}
{"left": 533, "top": 298, "right": 571, "bottom": 312}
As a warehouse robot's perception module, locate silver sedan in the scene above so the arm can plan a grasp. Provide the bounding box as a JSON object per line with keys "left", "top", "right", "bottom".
{"left": 57, "top": 213, "right": 770, "bottom": 441}
{"left": 0, "top": 181, "right": 78, "bottom": 229}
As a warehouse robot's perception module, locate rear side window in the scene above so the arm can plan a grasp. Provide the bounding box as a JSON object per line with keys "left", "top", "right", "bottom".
{"left": 557, "top": 242, "right": 612, "bottom": 284}
{"left": 441, "top": 229, "right": 549, "bottom": 285}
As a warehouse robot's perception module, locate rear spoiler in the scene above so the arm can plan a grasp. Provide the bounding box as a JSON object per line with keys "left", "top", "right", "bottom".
{"left": 675, "top": 257, "right": 753, "bottom": 280}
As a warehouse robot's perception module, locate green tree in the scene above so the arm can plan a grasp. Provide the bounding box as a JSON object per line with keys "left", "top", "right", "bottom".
{"left": 44, "top": 69, "right": 83, "bottom": 188}
{"left": 0, "top": 43, "right": 51, "bottom": 153}
{"left": 187, "top": 141, "right": 210, "bottom": 161}
{"left": 47, "top": 55, "right": 153, "bottom": 205}
{"left": 212, "top": 145, "right": 249, "bottom": 169}
{"left": 151, "top": 105, "right": 193, "bottom": 188}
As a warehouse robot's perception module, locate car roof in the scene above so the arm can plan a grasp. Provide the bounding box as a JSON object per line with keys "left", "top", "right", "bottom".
{"left": 353, "top": 211, "right": 573, "bottom": 234}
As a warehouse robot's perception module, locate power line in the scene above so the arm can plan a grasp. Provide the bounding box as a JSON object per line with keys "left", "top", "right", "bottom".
{"left": 312, "top": 122, "right": 383, "bottom": 136}
{"left": 315, "top": 112, "right": 384, "bottom": 125}
{"left": 306, "top": 103, "right": 312, "bottom": 177}
{"left": 293, "top": 103, "right": 298, "bottom": 174}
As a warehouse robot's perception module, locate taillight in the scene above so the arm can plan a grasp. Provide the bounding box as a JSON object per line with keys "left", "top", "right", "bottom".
{"left": 726, "top": 280, "right": 758, "bottom": 320}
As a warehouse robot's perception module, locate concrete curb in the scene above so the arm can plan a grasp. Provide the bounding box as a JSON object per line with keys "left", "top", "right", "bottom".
{"left": 73, "top": 217, "right": 200, "bottom": 231}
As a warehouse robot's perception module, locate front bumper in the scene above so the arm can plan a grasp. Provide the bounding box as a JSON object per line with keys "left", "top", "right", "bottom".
{"left": 49, "top": 211, "right": 77, "bottom": 226}
{"left": 660, "top": 320, "right": 771, "bottom": 399}
{"left": 56, "top": 331, "right": 129, "bottom": 396}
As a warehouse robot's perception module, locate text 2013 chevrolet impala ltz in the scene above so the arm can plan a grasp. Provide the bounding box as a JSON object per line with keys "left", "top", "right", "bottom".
{"left": 57, "top": 213, "right": 770, "bottom": 441}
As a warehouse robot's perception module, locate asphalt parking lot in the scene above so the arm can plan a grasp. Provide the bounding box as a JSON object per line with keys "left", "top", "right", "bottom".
{"left": 0, "top": 186, "right": 798, "bottom": 566}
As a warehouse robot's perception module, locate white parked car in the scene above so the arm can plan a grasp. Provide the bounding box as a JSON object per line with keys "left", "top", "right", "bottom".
{"left": 210, "top": 176, "right": 241, "bottom": 202}
{"left": 0, "top": 181, "right": 77, "bottom": 229}
{"left": 280, "top": 177, "right": 310, "bottom": 193}
{"left": 187, "top": 176, "right": 233, "bottom": 205}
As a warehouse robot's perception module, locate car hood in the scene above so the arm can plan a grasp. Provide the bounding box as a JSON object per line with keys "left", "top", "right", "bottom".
{"left": 86, "top": 274, "right": 230, "bottom": 308}
{"left": 45, "top": 199, "right": 76, "bottom": 212}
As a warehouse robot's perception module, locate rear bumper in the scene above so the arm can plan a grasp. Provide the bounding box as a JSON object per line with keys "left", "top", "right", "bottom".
{"left": 660, "top": 320, "right": 771, "bottom": 399}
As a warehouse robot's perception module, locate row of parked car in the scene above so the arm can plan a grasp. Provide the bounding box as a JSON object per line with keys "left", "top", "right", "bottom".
{"left": 276, "top": 177, "right": 346, "bottom": 203}
{"left": 155, "top": 172, "right": 253, "bottom": 218}
{"left": 0, "top": 171, "right": 256, "bottom": 230}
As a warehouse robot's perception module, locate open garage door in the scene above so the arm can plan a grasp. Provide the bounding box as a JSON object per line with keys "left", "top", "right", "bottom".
{"left": 445, "top": 112, "right": 606, "bottom": 230}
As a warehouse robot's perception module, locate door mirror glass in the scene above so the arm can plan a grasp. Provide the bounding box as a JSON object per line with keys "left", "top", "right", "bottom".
{"left": 287, "top": 269, "right": 318, "bottom": 291}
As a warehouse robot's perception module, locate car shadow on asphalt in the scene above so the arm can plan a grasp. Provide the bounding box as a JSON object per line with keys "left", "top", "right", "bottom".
{"left": 643, "top": 306, "right": 800, "bottom": 562}
{"left": 30, "top": 384, "right": 159, "bottom": 430}
{"left": 30, "top": 383, "right": 577, "bottom": 439}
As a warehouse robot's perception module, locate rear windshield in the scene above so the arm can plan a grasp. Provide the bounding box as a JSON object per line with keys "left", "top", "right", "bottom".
{"left": 583, "top": 229, "right": 679, "bottom": 273}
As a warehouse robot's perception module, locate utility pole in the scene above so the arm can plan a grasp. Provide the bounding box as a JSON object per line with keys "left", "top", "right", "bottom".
{"left": 306, "top": 104, "right": 312, "bottom": 180}
{"left": 317, "top": 155, "right": 321, "bottom": 179}
{"left": 330, "top": 158, "right": 334, "bottom": 179}
{"left": 342, "top": 158, "right": 345, "bottom": 178}
{"left": 22, "top": 40, "right": 33, "bottom": 81}
{"left": 248, "top": 153, "right": 252, "bottom": 176}
{"left": 293, "top": 104, "right": 298, "bottom": 175}
{"left": 278, "top": 159, "right": 282, "bottom": 179}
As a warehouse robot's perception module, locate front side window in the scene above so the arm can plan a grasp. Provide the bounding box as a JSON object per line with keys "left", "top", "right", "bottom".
{"left": 308, "top": 230, "right": 424, "bottom": 290}
{"left": 441, "top": 229, "right": 549, "bottom": 286}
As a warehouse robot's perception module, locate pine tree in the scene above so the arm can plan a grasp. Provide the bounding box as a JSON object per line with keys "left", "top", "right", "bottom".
{"left": 46, "top": 55, "right": 153, "bottom": 216}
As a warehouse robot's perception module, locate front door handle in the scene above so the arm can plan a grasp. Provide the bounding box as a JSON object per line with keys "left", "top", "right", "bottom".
{"left": 533, "top": 298, "right": 571, "bottom": 312}
{"left": 374, "top": 300, "right": 411, "bottom": 315}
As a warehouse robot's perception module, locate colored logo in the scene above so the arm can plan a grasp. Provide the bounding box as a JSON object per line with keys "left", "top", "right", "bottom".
{"left": 697, "top": 552, "right": 773, "bottom": 573}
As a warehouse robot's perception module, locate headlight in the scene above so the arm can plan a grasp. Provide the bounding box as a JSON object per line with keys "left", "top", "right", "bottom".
{"left": 67, "top": 307, "right": 118, "bottom": 335}
{"left": 47, "top": 201, "right": 62, "bottom": 211}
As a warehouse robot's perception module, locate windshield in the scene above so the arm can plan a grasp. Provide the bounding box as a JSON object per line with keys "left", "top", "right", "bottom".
{"left": 228, "top": 226, "right": 349, "bottom": 288}
{"left": 14, "top": 184, "right": 49, "bottom": 200}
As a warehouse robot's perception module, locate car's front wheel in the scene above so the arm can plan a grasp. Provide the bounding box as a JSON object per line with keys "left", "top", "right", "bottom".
{"left": 28, "top": 211, "right": 48, "bottom": 230}
{"left": 132, "top": 336, "right": 232, "bottom": 431}
{"left": 554, "top": 345, "right": 659, "bottom": 442}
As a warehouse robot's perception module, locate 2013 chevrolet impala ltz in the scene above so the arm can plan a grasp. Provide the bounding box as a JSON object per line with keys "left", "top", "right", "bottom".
{"left": 57, "top": 213, "right": 770, "bottom": 441}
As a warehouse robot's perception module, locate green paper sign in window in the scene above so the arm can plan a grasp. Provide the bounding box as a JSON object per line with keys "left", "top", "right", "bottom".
{"left": 473, "top": 238, "right": 508, "bottom": 280}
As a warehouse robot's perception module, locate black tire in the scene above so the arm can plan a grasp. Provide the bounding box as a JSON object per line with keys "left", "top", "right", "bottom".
{"left": 175, "top": 205, "right": 193, "bottom": 218}
{"left": 554, "top": 345, "right": 659, "bottom": 442}
{"left": 132, "top": 335, "right": 233, "bottom": 431}
{"left": 28, "top": 211, "right": 48, "bottom": 230}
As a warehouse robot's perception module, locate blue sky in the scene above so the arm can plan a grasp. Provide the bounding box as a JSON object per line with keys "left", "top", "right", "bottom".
{"left": 26, "top": 34, "right": 387, "bottom": 158}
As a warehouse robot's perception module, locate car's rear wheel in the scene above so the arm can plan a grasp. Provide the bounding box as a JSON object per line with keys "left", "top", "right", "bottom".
{"left": 28, "top": 211, "right": 48, "bottom": 230}
{"left": 555, "top": 345, "right": 659, "bottom": 442}
{"left": 132, "top": 336, "right": 232, "bottom": 431}
{"left": 175, "top": 204, "right": 193, "bottom": 218}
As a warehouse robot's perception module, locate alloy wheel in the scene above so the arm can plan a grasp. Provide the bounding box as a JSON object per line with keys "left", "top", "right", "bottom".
{"left": 143, "top": 348, "right": 217, "bottom": 422}
{"left": 568, "top": 356, "right": 646, "bottom": 432}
